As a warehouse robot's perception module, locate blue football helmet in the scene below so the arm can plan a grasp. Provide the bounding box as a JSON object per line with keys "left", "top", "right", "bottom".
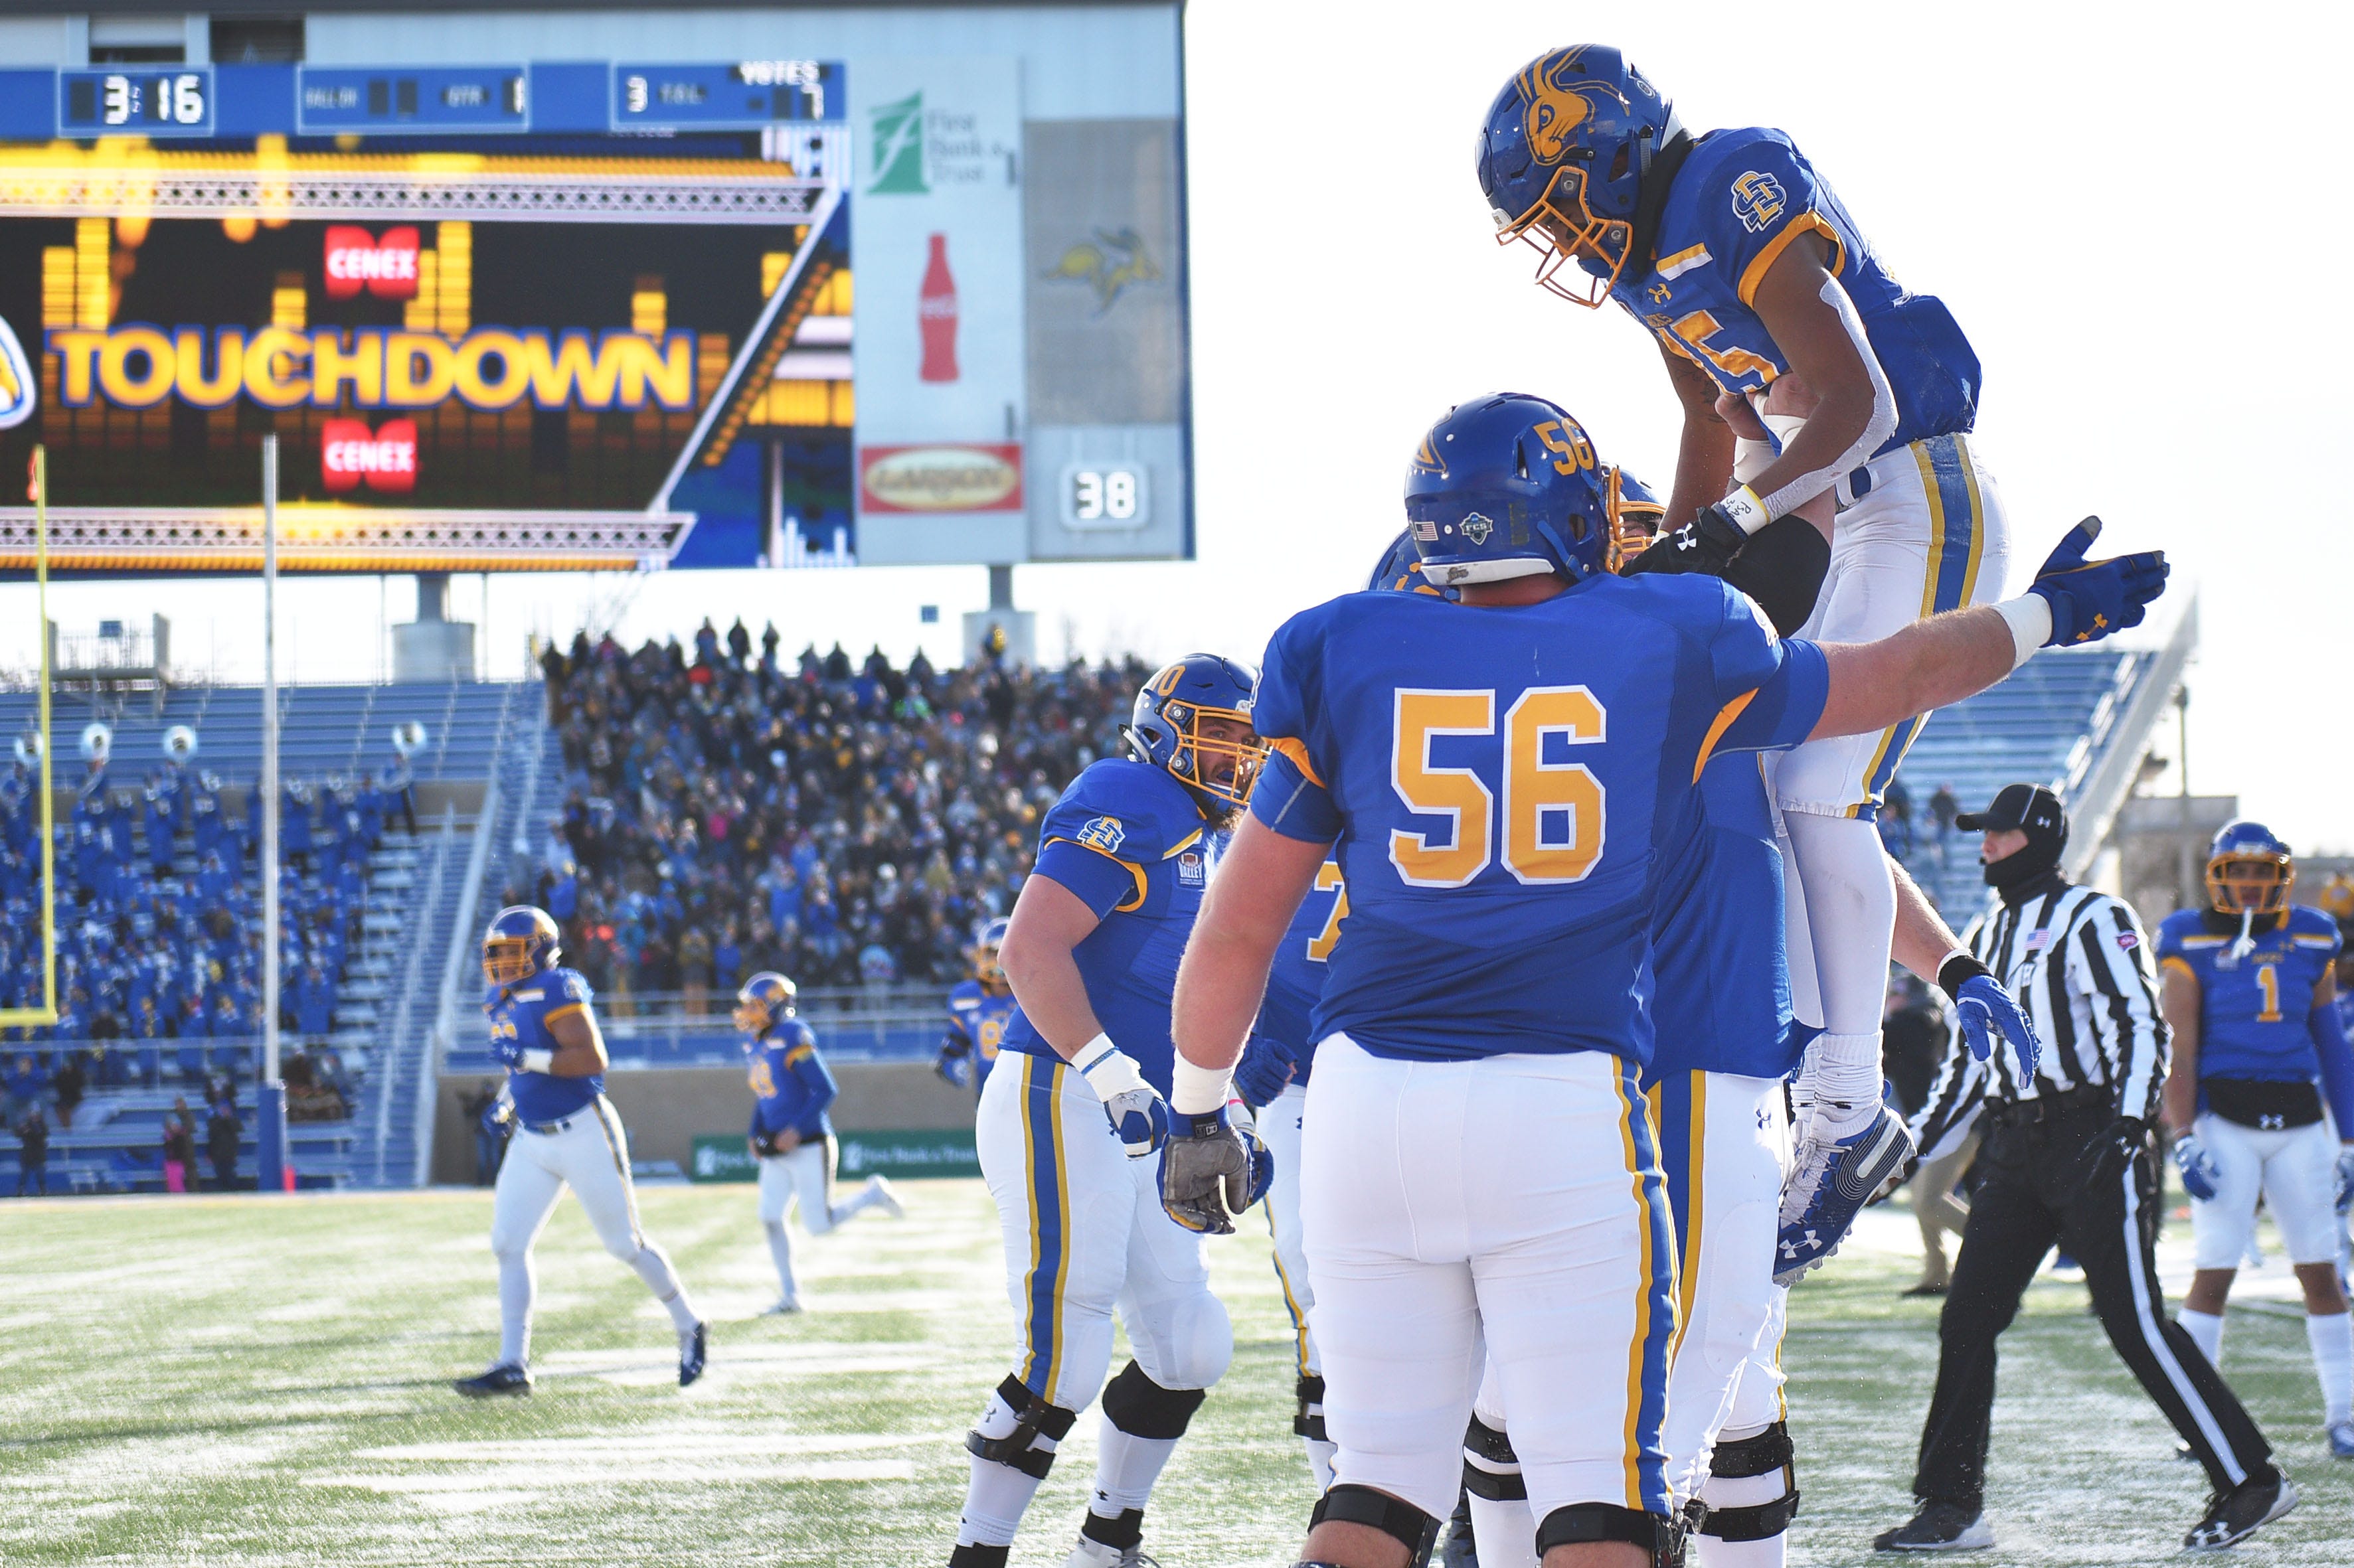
{"left": 482, "top": 905, "right": 560, "bottom": 986}
{"left": 1366, "top": 528, "right": 1447, "bottom": 597}
{"left": 1477, "top": 45, "right": 1681, "bottom": 307}
{"left": 1605, "top": 465, "right": 1665, "bottom": 573}
{"left": 734, "top": 971, "right": 798, "bottom": 1037}
{"left": 2207, "top": 821, "right": 2294, "bottom": 915}
{"left": 1404, "top": 394, "right": 1614, "bottom": 587}
{"left": 1124, "top": 655, "right": 1267, "bottom": 807}
{"left": 969, "top": 917, "right": 1010, "bottom": 990}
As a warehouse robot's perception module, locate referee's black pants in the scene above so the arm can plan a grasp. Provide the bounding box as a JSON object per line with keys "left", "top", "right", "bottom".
{"left": 1911, "top": 1101, "right": 2274, "bottom": 1509}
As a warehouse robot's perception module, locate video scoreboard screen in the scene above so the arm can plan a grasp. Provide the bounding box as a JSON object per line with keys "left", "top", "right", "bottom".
{"left": 0, "top": 5, "right": 1190, "bottom": 572}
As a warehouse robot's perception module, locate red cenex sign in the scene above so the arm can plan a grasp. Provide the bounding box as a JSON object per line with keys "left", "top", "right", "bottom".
{"left": 322, "top": 226, "right": 420, "bottom": 301}
{"left": 321, "top": 419, "right": 417, "bottom": 493}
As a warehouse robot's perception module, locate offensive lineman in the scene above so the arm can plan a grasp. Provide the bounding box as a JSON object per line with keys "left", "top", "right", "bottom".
{"left": 738, "top": 971, "right": 904, "bottom": 1316}
{"left": 455, "top": 906, "right": 709, "bottom": 1395}
{"left": 938, "top": 918, "right": 1018, "bottom": 1095}
{"left": 1476, "top": 46, "right": 2013, "bottom": 1275}
{"left": 2159, "top": 823, "right": 2354, "bottom": 1456}
{"left": 1161, "top": 392, "right": 2163, "bottom": 1568}
{"left": 948, "top": 655, "right": 1272, "bottom": 1568}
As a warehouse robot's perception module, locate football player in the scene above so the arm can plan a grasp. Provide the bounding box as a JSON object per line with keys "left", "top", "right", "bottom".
{"left": 1444, "top": 470, "right": 2035, "bottom": 1568}
{"left": 2158, "top": 823, "right": 2354, "bottom": 1456}
{"left": 1477, "top": 47, "right": 2014, "bottom": 1278}
{"left": 939, "top": 918, "right": 1017, "bottom": 1094}
{"left": 948, "top": 655, "right": 1272, "bottom": 1568}
{"left": 739, "top": 971, "right": 904, "bottom": 1316}
{"left": 454, "top": 906, "right": 709, "bottom": 1397}
{"left": 1162, "top": 392, "right": 2159, "bottom": 1568}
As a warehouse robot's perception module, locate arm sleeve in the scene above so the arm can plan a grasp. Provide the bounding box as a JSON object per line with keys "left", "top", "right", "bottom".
{"left": 1033, "top": 838, "right": 1144, "bottom": 919}
{"left": 747, "top": 1103, "right": 764, "bottom": 1140}
{"left": 2312, "top": 999, "right": 2354, "bottom": 1137}
{"left": 2070, "top": 898, "right": 2168, "bottom": 1123}
{"left": 1248, "top": 745, "right": 1343, "bottom": 845}
{"left": 788, "top": 1033, "right": 840, "bottom": 1119}
{"left": 938, "top": 1024, "right": 971, "bottom": 1059}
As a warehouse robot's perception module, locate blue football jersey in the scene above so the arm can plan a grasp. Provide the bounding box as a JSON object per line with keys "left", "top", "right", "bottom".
{"left": 746, "top": 1018, "right": 838, "bottom": 1140}
{"left": 1250, "top": 576, "right": 1827, "bottom": 1064}
{"left": 1645, "top": 752, "right": 1804, "bottom": 1083}
{"left": 485, "top": 966, "right": 601, "bottom": 1123}
{"left": 2157, "top": 905, "right": 2342, "bottom": 1083}
{"left": 945, "top": 979, "right": 1020, "bottom": 1093}
{"left": 1612, "top": 127, "right": 1978, "bottom": 454}
{"left": 1245, "top": 860, "right": 1348, "bottom": 1092}
{"left": 997, "top": 758, "right": 1218, "bottom": 1096}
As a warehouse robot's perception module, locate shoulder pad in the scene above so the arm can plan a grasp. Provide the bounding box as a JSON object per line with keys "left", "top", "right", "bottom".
{"left": 2290, "top": 905, "right": 2339, "bottom": 933}
{"left": 552, "top": 968, "right": 592, "bottom": 1004}
{"left": 1041, "top": 759, "right": 1197, "bottom": 862}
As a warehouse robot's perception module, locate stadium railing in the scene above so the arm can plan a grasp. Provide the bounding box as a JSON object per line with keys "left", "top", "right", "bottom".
{"left": 440, "top": 982, "right": 953, "bottom": 1073}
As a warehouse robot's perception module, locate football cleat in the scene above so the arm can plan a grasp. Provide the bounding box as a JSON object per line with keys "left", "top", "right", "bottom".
{"left": 1776, "top": 1105, "right": 1914, "bottom": 1287}
{"left": 2329, "top": 1421, "right": 2354, "bottom": 1459}
{"left": 2184, "top": 1469, "right": 2297, "bottom": 1550}
{"left": 867, "top": 1174, "right": 906, "bottom": 1219}
{"left": 761, "top": 1295, "right": 803, "bottom": 1316}
{"left": 453, "top": 1363, "right": 533, "bottom": 1399}
{"left": 1060, "top": 1537, "right": 1159, "bottom": 1568}
{"left": 1871, "top": 1502, "right": 1991, "bottom": 1551}
{"left": 679, "top": 1321, "right": 709, "bottom": 1387}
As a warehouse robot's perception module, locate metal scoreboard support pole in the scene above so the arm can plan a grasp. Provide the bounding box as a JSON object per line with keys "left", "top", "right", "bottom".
{"left": 0, "top": 447, "right": 59, "bottom": 1032}
{"left": 254, "top": 436, "right": 294, "bottom": 1193}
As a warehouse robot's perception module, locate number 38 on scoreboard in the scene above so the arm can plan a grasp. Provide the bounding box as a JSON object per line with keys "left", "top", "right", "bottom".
{"left": 1060, "top": 463, "right": 1149, "bottom": 532}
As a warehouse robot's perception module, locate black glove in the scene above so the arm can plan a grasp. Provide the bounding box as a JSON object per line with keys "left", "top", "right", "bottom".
{"left": 2082, "top": 1116, "right": 2151, "bottom": 1193}
{"left": 1626, "top": 503, "right": 1747, "bottom": 578}
{"left": 750, "top": 1131, "right": 777, "bottom": 1158}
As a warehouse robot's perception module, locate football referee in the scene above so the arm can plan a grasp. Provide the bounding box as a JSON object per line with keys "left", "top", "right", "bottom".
{"left": 1874, "top": 784, "right": 2293, "bottom": 1553}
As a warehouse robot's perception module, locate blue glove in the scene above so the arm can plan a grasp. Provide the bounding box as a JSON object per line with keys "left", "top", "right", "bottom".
{"left": 1159, "top": 1101, "right": 1275, "bottom": 1235}
{"left": 1940, "top": 955, "right": 2041, "bottom": 1079}
{"left": 934, "top": 1048, "right": 971, "bottom": 1089}
{"left": 491, "top": 1035, "right": 525, "bottom": 1071}
{"left": 2022, "top": 516, "right": 2169, "bottom": 647}
{"left": 1233, "top": 1034, "right": 1294, "bottom": 1111}
{"left": 2335, "top": 1147, "right": 2354, "bottom": 1215}
{"left": 2173, "top": 1133, "right": 2221, "bottom": 1202}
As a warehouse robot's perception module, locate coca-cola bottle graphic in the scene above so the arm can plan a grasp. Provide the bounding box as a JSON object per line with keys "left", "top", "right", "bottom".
{"left": 918, "top": 232, "right": 959, "bottom": 383}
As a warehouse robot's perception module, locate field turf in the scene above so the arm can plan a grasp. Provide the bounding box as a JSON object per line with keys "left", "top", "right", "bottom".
{"left": 2, "top": 1182, "right": 2349, "bottom": 1565}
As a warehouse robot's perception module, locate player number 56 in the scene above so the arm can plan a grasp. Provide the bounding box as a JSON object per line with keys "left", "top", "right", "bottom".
{"left": 1388, "top": 686, "right": 1607, "bottom": 888}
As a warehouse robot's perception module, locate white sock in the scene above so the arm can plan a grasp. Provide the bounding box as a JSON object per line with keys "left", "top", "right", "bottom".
{"left": 1465, "top": 1492, "right": 1537, "bottom": 1568}
{"left": 1698, "top": 1464, "right": 1792, "bottom": 1568}
{"left": 2179, "top": 1307, "right": 2225, "bottom": 1370}
{"left": 2307, "top": 1310, "right": 2354, "bottom": 1426}
{"left": 1784, "top": 811, "right": 1898, "bottom": 1036}
{"left": 1302, "top": 1435, "right": 1336, "bottom": 1492}
{"left": 1090, "top": 1419, "right": 1181, "bottom": 1515}
{"left": 1806, "top": 1032, "right": 1885, "bottom": 1135}
{"left": 628, "top": 1241, "right": 702, "bottom": 1332}
{"left": 956, "top": 1391, "right": 1056, "bottom": 1547}
{"left": 764, "top": 1219, "right": 798, "bottom": 1298}
{"left": 828, "top": 1180, "right": 885, "bottom": 1226}
{"left": 497, "top": 1247, "right": 535, "bottom": 1368}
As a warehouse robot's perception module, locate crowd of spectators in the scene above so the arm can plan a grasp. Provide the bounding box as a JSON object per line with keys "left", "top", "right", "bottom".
{"left": 0, "top": 751, "right": 404, "bottom": 1096}
{"left": 525, "top": 621, "right": 1151, "bottom": 1006}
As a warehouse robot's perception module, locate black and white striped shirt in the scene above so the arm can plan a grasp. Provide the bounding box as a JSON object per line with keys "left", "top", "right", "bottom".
{"left": 1911, "top": 876, "right": 2169, "bottom": 1162}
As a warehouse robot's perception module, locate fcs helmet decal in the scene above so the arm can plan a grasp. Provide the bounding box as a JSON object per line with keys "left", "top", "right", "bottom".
{"left": 1123, "top": 654, "right": 1268, "bottom": 809}
{"left": 482, "top": 905, "right": 562, "bottom": 987}
{"left": 1477, "top": 44, "right": 1681, "bottom": 307}
{"left": 2206, "top": 821, "right": 2294, "bottom": 916}
{"left": 1403, "top": 394, "right": 1615, "bottom": 587}
{"left": 734, "top": 971, "right": 799, "bottom": 1037}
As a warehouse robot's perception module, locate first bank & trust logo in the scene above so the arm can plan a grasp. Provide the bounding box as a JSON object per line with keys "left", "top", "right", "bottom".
{"left": 0, "top": 314, "right": 37, "bottom": 430}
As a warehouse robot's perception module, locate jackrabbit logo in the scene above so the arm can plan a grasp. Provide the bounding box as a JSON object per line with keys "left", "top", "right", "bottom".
{"left": 0, "top": 315, "right": 34, "bottom": 430}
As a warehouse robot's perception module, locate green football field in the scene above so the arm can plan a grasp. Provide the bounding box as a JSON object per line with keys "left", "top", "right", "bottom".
{"left": 2, "top": 1182, "right": 2347, "bottom": 1567}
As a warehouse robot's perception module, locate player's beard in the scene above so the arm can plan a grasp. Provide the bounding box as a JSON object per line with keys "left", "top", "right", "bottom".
{"left": 1205, "top": 800, "right": 1244, "bottom": 833}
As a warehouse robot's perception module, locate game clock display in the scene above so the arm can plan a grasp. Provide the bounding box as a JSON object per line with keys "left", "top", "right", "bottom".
{"left": 58, "top": 69, "right": 212, "bottom": 136}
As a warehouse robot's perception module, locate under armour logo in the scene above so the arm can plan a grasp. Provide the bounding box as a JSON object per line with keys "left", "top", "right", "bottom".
{"left": 2260, "top": 1114, "right": 2285, "bottom": 1130}
{"left": 1673, "top": 524, "right": 1701, "bottom": 552}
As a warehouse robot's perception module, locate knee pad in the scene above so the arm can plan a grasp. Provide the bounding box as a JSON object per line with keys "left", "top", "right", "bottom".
{"left": 1292, "top": 1373, "right": 1327, "bottom": 1442}
{"left": 1537, "top": 1504, "right": 1686, "bottom": 1567}
{"left": 1460, "top": 1412, "right": 1525, "bottom": 1501}
{"left": 1311, "top": 1485, "right": 1439, "bottom": 1568}
{"left": 1101, "top": 1359, "right": 1209, "bottom": 1440}
{"left": 965, "top": 1375, "right": 1078, "bottom": 1480}
{"left": 1702, "top": 1421, "right": 1800, "bottom": 1542}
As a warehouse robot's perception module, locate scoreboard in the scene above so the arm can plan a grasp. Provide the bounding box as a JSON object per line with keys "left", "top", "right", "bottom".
{"left": 0, "top": 3, "right": 1190, "bottom": 574}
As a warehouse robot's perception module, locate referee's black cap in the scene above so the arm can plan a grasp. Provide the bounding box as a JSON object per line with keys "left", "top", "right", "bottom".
{"left": 1956, "top": 783, "right": 2067, "bottom": 840}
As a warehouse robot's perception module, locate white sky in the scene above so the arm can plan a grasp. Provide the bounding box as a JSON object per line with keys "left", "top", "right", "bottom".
{"left": 6, "top": 0, "right": 2351, "bottom": 847}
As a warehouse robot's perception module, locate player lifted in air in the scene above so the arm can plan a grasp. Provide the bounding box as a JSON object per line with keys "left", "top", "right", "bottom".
{"left": 454, "top": 906, "right": 709, "bottom": 1397}
{"left": 1164, "top": 392, "right": 2160, "bottom": 1568}
{"left": 938, "top": 918, "right": 1018, "bottom": 1095}
{"left": 1477, "top": 46, "right": 2013, "bottom": 1277}
{"left": 948, "top": 656, "right": 1272, "bottom": 1568}
{"left": 2159, "top": 823, "right": 2354, "bottom": 1457}
{"left": 738, "top": 971, "right": 904, "bottom": 1316}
